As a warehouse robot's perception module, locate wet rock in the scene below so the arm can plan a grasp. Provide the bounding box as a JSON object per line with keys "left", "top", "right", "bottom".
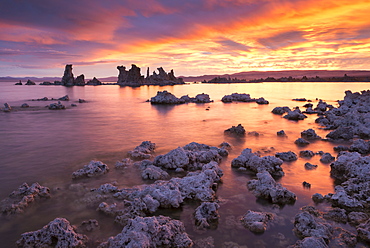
{"left": 301, "top": 129, "right": 321, "bottom": 140}
{"left": 289, "top": 237, "right": 328, "bottom": 248}
{"left": 48, "top": 101, "right": 65, "bottom": 110}
{"left": 357, "top": 219, "right": 370, "bottom": 242}
{"left": 3, "top": 103, "right": 11, "bottom": 112}
{"left": 221, "top": 93, "right": 255, "bottom": 103}
{"left": 283, "top": 108, "right": 307, "bottom": 120}
{"left": 256, "top": 97, "right": 269, "bottom": 104}
{"left": 138, "top": 161, "right": 170, "bottom": 180}
{"left": 322, "top": 208, "right": 347, "bottom": 223}
{"left": 193, "top": 236, "right": 214, "bottom": 248}
{"left": 240, "top": 210, "right": 274, "bottom": 233}
{"left": 98, "top": 215, "right": 192, "bottom": 248}
{"left": 150, "top": 90, "right": 185, "bottom": 104}
{"left": 194, "top": 202, "right": 220, "bottom": 229}
{"left": 219, "top": 142, "right": 231, "bottom": 150}
{"left": 247, "top": 171, "right": 296, "bottom": 204}
{"left": 58, "top": 95, "right": 70, "bottom": 101}
{"left": 348, "top": 212, "right": 368, "bottom": 226}
{"left": 86, "top": 77, "right": 102, "bottom": 85}
{"left": 277, "top": 130, "right": 286, "bottom": 136}
{"left": 272, "top": 106, "right": 290, "bottom": 115}
{"left": 312, "top": 193, "right": 324, "bottom": 203}
{"left": 300, "top": 150, "right": 315, "bottom": 158}
{"left": 224, "top": 124, "right": 246, "bottom": 136}
{"left": 115, "top": 158, "right": 133, "bottom": 169}
{"left": 0, "top": 182, "right": 50, "bottom": 215}
{"left": 128, "top": 141, "right": 156, "bottom": 160}
{"left": 154, "top": 147, "right": 189, "bottom": 169}
{"left": 21, "top": 103, "right": 29, "bottom": 108}
{"left": 16, "top": 218, "right": 87, "bottom": 247}
{"left": 62, "top": 64, "right": 75, "bottom": 86}
{"left": 78, "top": 219, "right": 99, "bottom": 232}
{"left": 348, "top": 139, "right": 370, "bottom": 154}
{"left": 302, "top": 181, "right": 311, "bottom": 188}
{"left": 181, "top": 93, "right": 213, "bottom": 103}
{"left": 25, "top": 79, "right": 36, "bottom": 85}
{"left": 304, "top": 162, "right": 318, "bottom": 170}
{"left": 330, "top": 151, "right": 369, "bottom": 181}
{"left": 275, "top": 151, "right": 298, "bottom": 162}
{"left": 315, "top": 100, "right": 329, "bottom": 112}
{"left": 326, "top": 126, "right": 354, "bottom": 141}
{"left": 78, "top": 99, "right": 86, "bottom": 103}
{"left": 333, "top": 145, "right": 349, "bottom": 152}
{"left": 319, "top": 153, "right": 335, "bottom": 163}
{"left": 295, "top": 138, "right": 310, "bottom": 146}
{"left": 72, "top": 160, "right": 109, "bottom": 179}
{"left": 232, "top": 148, "right": 284, "bottom": 177}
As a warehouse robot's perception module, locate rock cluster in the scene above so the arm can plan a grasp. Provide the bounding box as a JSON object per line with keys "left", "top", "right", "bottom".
{"left": 72, "top": 160, "right": 109, "bottom": 179}
{"left": 316, "top": 90, "right": 370, "bottom": 140}
{"left": 61, "top": 64, "right": 86, "bottom": 86}
{"left": 98, "top": 215, "right": 192, "bottom": 248}
{"left": 117, "top": 64, "right": 184, "bottom": 86}
{"left": 283, "top": 108, "right": 307, "bottom": 120}
{"left": 0, "top": 182, "right": 50, "bottom": 215}
{"left": 232, "top": 148, "right": 284, "bottom": 177}
{"left": 86, "top": 77, "right": 102, "bottom": 85}
{"left": 301, "top": 128, "right": 321, "bottom": 140}
{"left": 128, "top": 141, "right": 156, "bottom": 160}
{"left": 247, "top": 171, "right": 296, "bottom": 204}
{"left": 240, "top": 210, "right": 274, "bottom": 233}
{"left": 150, "top": 91, "right": 212, "bottom": 104}
{"left": 16, "top": 218, "right": 87, "bottom": 247}
{"left": 25, "top": 79, "right": 36, "bottom": 85}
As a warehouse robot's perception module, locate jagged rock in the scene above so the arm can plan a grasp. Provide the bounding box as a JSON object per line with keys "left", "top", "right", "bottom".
{"left": 312, "top": 193, "right": 324, "bottom": 203}
{"left": 224, "top": 124, "right": 246, "bottom": 136}
{"left": 272, "top": 106, "right": 291, "bottom": 115}
{"left": 240, "top": 210, "right": 274, "bottom": 233}
{"left": 75, "top": 74, "right": 85, "bottom": 86}
{"left": 3, "top": 103, "right": 11, "bottom": 112}
{"left": 322, "top": 208, "right": 347, "bottom": 223}
{"left": 128, "top": 141, "right": 156, "bottom": 160}
{"left": 72, "top": 160, "right": 109, "bottom": 179}
{"left": 25, "top": 79, "right": 36, "bottom": 85}
{"left": 277, "top": 130, "right": 286, "bottom": 136}
{"left": 348, "top": 139, "right": 370, "bottom": 154}
{"left": 283, "top": 108, "right": 307, "bottom": 120}
{"left": 86, "top": 77, "right": 102, "bottom": 85}
{"left": 221, "top": 93, "right": 255, "bottom": 103}
{"left": 194, "top": 202, "right": 220, "bottom": 229}
{"left": 326, "top": 126, "right": 354, "bottom": 140}
{"left": 315, "top": 100, "right": 329, "bottom": 112}
{"left": 319, "top": 153, "right": 335, "bottom": 163}
{"left": 357, "top": 219, "right": 370, "bottom": 242}
{"left": 153, "top": 147, "right": 190, "bottom": 169}
{"left": 61, "top": 64, "right": 75, "bottom": 86}
{"left": 21, "top": 103, "right": 29, "bottom": 108}
{"left": 247, "top": 171, "right": 296, "bottom": 204}
{"left": 232, "top": 148, "right": 284, "bottom": 177}
{"left": 304, "top": 162, "right": 318, "bottom": 170}
{"left": 139, "top": 161, "right": 170, "bottom": 180}
{"left": 301, "top": 129, "right": 321, "bottom": 140}
{"left": 256, "top": 97, "right": 269, "bottom": 104}
{"left": 333, "top": 145, "right": 349, "bottom": 152}
{"left": 48, "top": 101, "right": 65, "bottom": 110}
{"left": 275, "top": 151, "right": 298, "bottom": 161}
{"left": 58, "top": 95, "right": 70, "bottom": 101}
{"left": 16, "top": 218, "right": 87, "bottom": 247}
{"left": 98, "top": 216, "right": 192, "bottom": 248}
{"left": 0, "top": 182, "right": 50, "bottom": 215}
{"left": 300, "top": 150, "right": 315, "bottom": 158}
{"left": 295, "top": 138, "right": 310, "bottom": 146}
{"left": 348, "top": 212, "right": 368, "bottom": 226}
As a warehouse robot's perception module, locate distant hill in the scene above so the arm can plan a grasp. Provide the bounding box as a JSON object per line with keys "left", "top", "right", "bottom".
{"left": 180, "top": 70, "right": 370, "bottom": 82}
{"left": 2, "top": 70, "right": 370, "bottom": 83}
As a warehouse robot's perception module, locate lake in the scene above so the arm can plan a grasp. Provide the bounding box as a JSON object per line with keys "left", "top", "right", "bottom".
{"left": 0, "top": 81, "right": 369, "bottom": 247}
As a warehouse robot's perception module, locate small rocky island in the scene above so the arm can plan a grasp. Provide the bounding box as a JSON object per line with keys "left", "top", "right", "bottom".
{"left": 117, "top": 64, "right": 184, "bottom": 86}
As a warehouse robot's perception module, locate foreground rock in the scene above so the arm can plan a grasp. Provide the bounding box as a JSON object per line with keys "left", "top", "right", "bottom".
{"left": 240, "top": 210, "right": 274, "bottom": 233}
{"left": 72, "top": 160, "right": 109, "bottom": 179}
{"left": 247, "top": 171, "right": 296, "bottom": 204}
{"left": 150, "top": 91, "right": 212, "bottom": 104}
{"left": 316, "top": 90, "right": 370, "bottom": 140}
{"left": 98, "top": 215, "right": 192, "bottom": 248}
{"left": 275, "top": 151, "right": 298, "bottom": 161}
{"left": 0, "top": 182, "right": 50, "bottom": 215}
{"left": 16, "top": 218, "right": 87, "bottom": 247}
{"left": 117, "top": 64, "right": 184, "bottom": 86}
{"left": 194, "top": 202, "right": 220, "bottom": 229}
{"left": 232, "top": 148, "right": 284, "bottom": 177}
{"left": 128, "top": 141, "right": 156, "bottom": 160}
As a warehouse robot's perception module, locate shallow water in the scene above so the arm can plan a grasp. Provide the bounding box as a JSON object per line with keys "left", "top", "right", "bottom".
{"left": 0, "top": 82, "right": 369, "bottom": 247}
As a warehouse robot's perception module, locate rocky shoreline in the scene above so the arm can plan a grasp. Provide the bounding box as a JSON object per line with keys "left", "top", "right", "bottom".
{"left": 1, "top": 90, "right": 370, "bottom": 247}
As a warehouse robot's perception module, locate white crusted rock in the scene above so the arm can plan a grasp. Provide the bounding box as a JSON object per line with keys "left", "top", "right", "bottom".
{"left": 194, "top": 202, "right": 220, "bottom": 229}
{"left": 240, "top": 210, "right": 274, "bottom": 233}
{"left": 128, "top": 141, "right": 156, "bottom": 160}
{"left": 72, "top": 160, "right": 109, "bottom": 179}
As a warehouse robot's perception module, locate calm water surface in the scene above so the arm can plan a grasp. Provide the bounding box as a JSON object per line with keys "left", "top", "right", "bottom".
{"left": 0, "top": 82, "right": 369, "bottom": 247}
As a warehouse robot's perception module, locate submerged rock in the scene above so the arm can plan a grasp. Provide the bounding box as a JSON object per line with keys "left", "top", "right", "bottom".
{"left": 300, "top": 150, "right": 315, "bottom": 158}
{"left": 16, "top": 218, "right": 87, "bottom": 247}
{"left": 72, "top": 160, "right": 109, "bottom": 179}
{"left": 304, "top": 162, "right": 318, "bottom": 170}
{"left": 48, "top": 101, "right": 65, "bottom": 110}
{"left": 232, "top": 148, "right": 284, "bottom": 177}
{"left": 194, "top": 202, "right": 220, "bottom": 229}
{"left": 240, "top": 210, "right": 274, "bottom": 233}
{"left": 0, "top": 182, "right": 50, "bottom": 215}
{"left": 295, "top": 138, "right": 310, "bottom": 146}
{"left": 319, "top": 153, "right": 335, "bottom": 163}
{"left": 224, "top": 124, "right": 246, "bottom": 136}
{"left": 98, "top": 215, "right": 192, "bottom": 248}
{"left": 247, "top": 171, "right": 296, "bottom": 204}
{"left": 128, "top": 141, "right": 156, "bottom": 160}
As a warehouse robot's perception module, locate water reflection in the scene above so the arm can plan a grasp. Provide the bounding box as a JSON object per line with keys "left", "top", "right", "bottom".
{"left": 151, "top": 104, "right": 177, "bottom": 115}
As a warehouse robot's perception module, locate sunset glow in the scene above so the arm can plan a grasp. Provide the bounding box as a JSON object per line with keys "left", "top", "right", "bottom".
{"left": 1, "top": 0, "right": 370, "bottom": 77}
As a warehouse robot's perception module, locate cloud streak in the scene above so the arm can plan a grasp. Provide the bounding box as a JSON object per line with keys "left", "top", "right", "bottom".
{"left": 0, "top": 0, "right": 369, "bottom": 77}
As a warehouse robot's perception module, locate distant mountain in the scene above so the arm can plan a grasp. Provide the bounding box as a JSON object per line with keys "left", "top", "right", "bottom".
{"left": 180, "top": 70, "right": 370, "bottom": 82}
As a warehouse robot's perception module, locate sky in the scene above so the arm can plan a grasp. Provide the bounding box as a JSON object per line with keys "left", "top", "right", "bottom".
{"left": 1, "top": 0, "right": 370, "bottom": 78}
